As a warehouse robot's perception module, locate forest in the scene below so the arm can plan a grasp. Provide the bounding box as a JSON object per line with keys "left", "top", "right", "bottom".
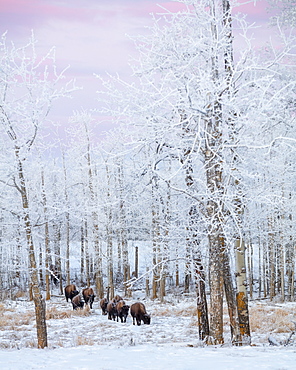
{"left": 0, "top": 0, "right": 295, "bottom": 350}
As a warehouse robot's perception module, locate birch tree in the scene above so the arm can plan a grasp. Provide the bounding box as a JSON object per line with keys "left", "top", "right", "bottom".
{"left": 0, "top": 33, "right": 77, "bottom": 348}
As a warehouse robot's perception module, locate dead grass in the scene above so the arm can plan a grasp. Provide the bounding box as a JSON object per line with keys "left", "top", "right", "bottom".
{"left": 0, "top": 311, "right": 35, "bottom": 329}
{"left": 56, "top": 339, "right": 65, "bottom": 347}
{"left": 72, "top": 305, "right": 91, "bottom": 317}
{"left": 150, "top": 300, "right": 293, "bottom": 337}
{"left": 0, "top": 303, "right": 91, "bottom": 331}
{"left": 0, "top": 303, "right": 15, "bottom": 314}
{"left": 46, "top": 305, "right": 91, "bottom": 320}
{"left": 0, "top": 304, "right": 5, "bottom": 315}
{"left": 46, "top": 307, "right": 72, "bottom": 320}
{"left": 0, "top": 342, "right": 12, "bottom": 349}
{"left": 23, "top": 340, "right": 38, "bottom": 348}
{"left": 249, "top": 304, "right": 295, "bottom": 334}
{"left": 151, "top": 304, "right": 197, "bottom": 317}
{"left": 14, "top": 291, "right": 27, "bottom": 299}
{"left": 75, "top": 336, "right": 94, "bottom": 346}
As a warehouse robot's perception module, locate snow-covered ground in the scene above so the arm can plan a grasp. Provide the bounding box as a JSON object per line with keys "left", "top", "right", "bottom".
{"left": 1, "top": 293, "right": 296, "bottom": 369}
{"left": 2, "top": 344, "right": 296, "bottom": 370}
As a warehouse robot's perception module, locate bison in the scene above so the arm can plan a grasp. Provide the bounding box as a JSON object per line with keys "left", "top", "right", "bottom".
{"left": 116, "top": 300, "right": 130, "bottom": 323}
{"left": 106, "top": 301, "right": 117, "bottom": 321}
{"left": 100, "top": 286, "right": 110, "bottom": 315}
{"left": 64, "top": 284, "right": 79, "bottom": 302}
{"left": 130, "top": 302, "right": 151, "bottom": 326}
{"left": 100, "top": 297, "right": 108, "bottom": 315}
{"left": 82, "top": 287, "right": 95, "bottom": 309}
{"left": 113, "top": 294, "right": 123, "bottom": 303}
{"left": 71, "top": 294, "right": 84, "bottom": 310}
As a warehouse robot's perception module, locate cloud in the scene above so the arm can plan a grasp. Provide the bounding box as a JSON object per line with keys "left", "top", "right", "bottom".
{"left": 0, "top": 0, "right": 275, "bottom": 127}
{"left": 0, "top": 0, "right": 92, "bottom": 39}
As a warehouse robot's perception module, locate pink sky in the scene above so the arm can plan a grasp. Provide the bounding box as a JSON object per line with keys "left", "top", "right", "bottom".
{"left": 0, "top": 0, "right": 277, "bottom": 135}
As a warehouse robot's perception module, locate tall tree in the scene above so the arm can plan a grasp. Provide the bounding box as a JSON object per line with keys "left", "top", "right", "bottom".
{"left": 98, "top": 0, "right": 295, "bottom": 343}
{"left": 0, "top": 33, "right": 77, "bottom": 347}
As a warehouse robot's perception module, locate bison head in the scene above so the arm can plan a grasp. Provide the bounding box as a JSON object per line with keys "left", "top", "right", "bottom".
{"left": 143, "top": 313, "right": 151, "bottom": 325}
{"left": 70, "top": 290, "right": 79, "bottom": 300}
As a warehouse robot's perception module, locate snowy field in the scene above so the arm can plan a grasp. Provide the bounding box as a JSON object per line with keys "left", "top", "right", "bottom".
{"left": 1, "top": 293, "right": 296, "bottom": 369}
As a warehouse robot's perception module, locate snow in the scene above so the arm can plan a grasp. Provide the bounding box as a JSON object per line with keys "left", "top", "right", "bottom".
{"left": 1, "top": 294, "right": 296, "bottom": 369}
{"left": 2, "top": 345, "right": 296, "bottom": 370}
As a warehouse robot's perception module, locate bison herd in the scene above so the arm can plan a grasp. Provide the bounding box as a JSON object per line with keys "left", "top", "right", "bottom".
{"left": 64, "top": 284, "right": 151, "bottom": 326}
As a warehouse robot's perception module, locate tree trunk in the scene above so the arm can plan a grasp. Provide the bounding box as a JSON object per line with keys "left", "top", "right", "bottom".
{"left": 106, "top": 222, "right": 115, "bottom": 299}
{"left": 65, "top": 212, "right": 70, "bottom": 286}
{"left": 16, "top": 149, "right": 47, "bottom": 348}
{"left": 194, "top": 253, "right": 209, "bottom": 341}
{"left": 151, "top": 176, "right": 160, "bottom": 300}
{"left": 286, "top": 241, "right": 295, "bottom": 301}
{"left": 117, "top": 234, "right": 122, "bottom": 281}
{"left": 235, "top": 240, "right": 251, "bottom": 344}
{"left": 39, "top": 243, "right": 43, "bottom": 288}
{"left": 263, "top": 241, "right": 268, "bottom": 298}
{"left": 134, "top": 246, "right": 139, "bottom": 278}
{"left": 277, "top": 242, "right": 285, "bottom": 302}
{"left": 63, "top": 153, "right": 71, "bottom": 286}
{"left": 175, "top": 248, "right": 179, "bottom": 288}
{"left": 204, "top": 97, "right": 225, "bottom": 345}
{"left": 145, "top": 267, "right": 150, "bottom": 298}
{"left": 95, "top": 241, "right": 104, "bottom": 299}
{"left": 53, "top": 222, "right": 63, "bottom": 295}
{"left": 80, "top": 223, "right": 85, "bottom": 285}
{"left": 204, "top": 1, "right": 229, "bottom": 345}
{"left": 221, "top": 0, "right": 249, "bottom": 345}
{"left": 208, "top": 234, "right": 224, "bottom": 345}
{"left": 45, "top": 220, "right": 51, "bottom": 301}
{"left": 223, "top": 249, "right": 241, "bottom": 345}
{"left": 258, "top": 236, "right": 262, "bottom": 299}
{"left": 268, "top": 217, "right": 276, "bottom": 300}
{"left": 84, "top": 220, "right": 90, "bottom": 287}
{"left": 247, "top": 241, "right": 253, "bottom": 300}
{"left": 40, "top": 169, "right": 51, "bottom": 301}
{"left": 117, "top": 163, "right": 130, "bottom": 295}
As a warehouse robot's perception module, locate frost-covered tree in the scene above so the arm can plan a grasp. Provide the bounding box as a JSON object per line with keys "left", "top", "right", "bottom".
{"left": 267, "top": 0, "right": 296, "bottom": 27}
{"left": 98, "top": 0, "right": 296, "bottom": 345}
{"left": 0, "top": 32, "right": 77, "bottom": 348}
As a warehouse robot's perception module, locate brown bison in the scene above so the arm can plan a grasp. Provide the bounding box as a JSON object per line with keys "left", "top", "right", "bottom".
{"left": 113, "top": 294, "right": 123, "bottom": 303}
{"left": 116, "top": 300, "right": 130, "bottom": 323}
{"left": 100, "top": 297, "right": 108, "bottom": 315}
{"left": 82, "top": 287, "right": 95, "bottom": 309}
{"left": 64, "top": 284, "right": 79, "bottom": 302}
{"left": 106, "top": 301, "right": 117, "bottom": 321}
{"left": 100, "top": 287, "right": 110, "bottom": 315}
{"left": 130, "top": 302, "right": 151, "bottom": 326}
{"left": 71, "top": 294, "right": 84, "bottom": 310}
